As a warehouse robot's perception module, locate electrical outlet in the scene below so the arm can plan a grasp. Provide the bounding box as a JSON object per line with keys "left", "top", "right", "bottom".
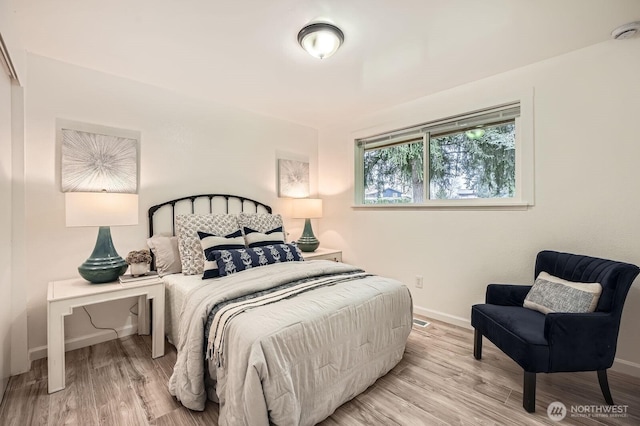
{"left": 415, "top": 275, "right": 423, "bottom": 289}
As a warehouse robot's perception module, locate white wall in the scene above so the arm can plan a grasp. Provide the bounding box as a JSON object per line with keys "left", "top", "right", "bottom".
{"left": 0, "top": 0, "right": 26, "bottom": 395}
{"left": 24, "top": 54, "right": 318, "bottom": 357}
{"left": 318, "top": 38, "right": 640, "bottom": 375}
{"left": 10, "top": 82, "right": 26, "bottom": 376}
{"left": 0, "top": 0, "right": 24, "bottom": 82}
{"left": 0, "top": 49, "right": 12, "bottom": 398}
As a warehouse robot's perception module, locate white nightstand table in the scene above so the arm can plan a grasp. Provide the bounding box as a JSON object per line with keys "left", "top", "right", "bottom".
{"left": 47, "top": 277, "right": 165, "bottom": 394}
{"left": 301, "top": 247, "right": 342, "bottom": 262}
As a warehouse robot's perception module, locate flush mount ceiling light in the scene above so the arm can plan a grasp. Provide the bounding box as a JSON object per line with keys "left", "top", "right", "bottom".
{"left": 612, "top": 21, "right": 640, "bottom": 40}
{"left": 297, "top": 22, "right": 344, "bottom": 59}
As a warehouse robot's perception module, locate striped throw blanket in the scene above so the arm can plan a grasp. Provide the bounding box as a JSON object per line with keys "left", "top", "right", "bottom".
{"left": 207, "top": 270, "right": 369, "bottom": 367}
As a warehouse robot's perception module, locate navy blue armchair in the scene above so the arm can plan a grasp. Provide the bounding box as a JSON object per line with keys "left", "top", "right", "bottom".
{"left": 471, "top": 250, "right": 639, "bottom": 412}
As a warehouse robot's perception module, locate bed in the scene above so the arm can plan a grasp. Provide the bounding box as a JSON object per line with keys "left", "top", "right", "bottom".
{"left": 147, "top": 194, "right": 413, "bottom": 426}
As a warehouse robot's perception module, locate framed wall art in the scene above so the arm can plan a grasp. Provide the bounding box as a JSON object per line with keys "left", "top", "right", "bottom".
{"left": 57, "top": 119, "right": 140, "bottom": 193}
{"left": 278, "top": 159, "right": 309, "bottom": 198}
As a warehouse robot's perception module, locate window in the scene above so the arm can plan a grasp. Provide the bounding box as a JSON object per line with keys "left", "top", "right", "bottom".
{"left": 355, "top": 102, "right": 530, "bottom": 207}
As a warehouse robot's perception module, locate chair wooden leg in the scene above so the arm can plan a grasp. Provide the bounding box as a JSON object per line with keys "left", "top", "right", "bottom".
{"left": 473, "top": 329, "right": 482, "bottom": 360}
{"left": 597, "top": 370, "right": 614, "bottom": 405}
{"left": 523, "top": 371, "right": 536, "bottom": 413}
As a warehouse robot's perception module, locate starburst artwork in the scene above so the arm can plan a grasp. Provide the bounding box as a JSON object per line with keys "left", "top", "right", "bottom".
{"left": 61, "top": 128, "right": 138, "bottom": 193}
{"left": 278, "top": 159, "right": 309, "bottom": 198}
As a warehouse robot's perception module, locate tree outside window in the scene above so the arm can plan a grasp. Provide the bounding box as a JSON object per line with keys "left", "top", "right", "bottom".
{"left": 357, "top": 104, "right": 519, "bottom": 205}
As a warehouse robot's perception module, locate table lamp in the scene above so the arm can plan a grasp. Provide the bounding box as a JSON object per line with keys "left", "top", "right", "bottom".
{"left": 292, "top": 198, "right": 322, "bottom": 252}
{"left": 65, "top": 192, "right": 138, "bottom": 283}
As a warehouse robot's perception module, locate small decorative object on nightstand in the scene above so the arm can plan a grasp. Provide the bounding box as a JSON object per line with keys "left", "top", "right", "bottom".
{"left": 119, "top": 271, "right": 158, "bottom": 284}
{"left": 292, "top": 198, "right": 322, "bottom": 252}
{"left": 302, "top": 247, "right": 342, "bottom": 262}
{"left": 126, "top": 249, "right": 152, "bottom": 277}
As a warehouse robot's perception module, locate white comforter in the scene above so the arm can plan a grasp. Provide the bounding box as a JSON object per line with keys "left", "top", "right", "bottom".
{"left": 169, "top": 260, "right": 413, "bottom": 426}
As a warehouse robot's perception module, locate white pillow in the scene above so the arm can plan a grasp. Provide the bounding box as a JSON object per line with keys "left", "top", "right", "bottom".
{"left": 523, "top": 271, "right": 602, "bottom": 314}
{"left": 147, "top": 235, "right": 181, "bottom": 276}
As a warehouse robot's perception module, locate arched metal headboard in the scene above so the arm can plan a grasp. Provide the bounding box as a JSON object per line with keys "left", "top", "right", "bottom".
{"left": 148, "top": 193, "right": 273, "bottom": 238}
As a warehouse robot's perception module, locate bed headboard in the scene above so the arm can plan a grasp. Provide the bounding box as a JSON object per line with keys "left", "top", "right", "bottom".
{"left": 148, "top": 193, "right": 273, "bottom": 238}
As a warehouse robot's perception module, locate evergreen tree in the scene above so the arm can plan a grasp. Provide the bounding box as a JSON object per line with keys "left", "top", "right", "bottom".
{"left": 363, "top": 123, "right": 515, "bottom": 203}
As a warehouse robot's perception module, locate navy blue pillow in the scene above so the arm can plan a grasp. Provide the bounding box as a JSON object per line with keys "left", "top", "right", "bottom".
{"left": 214, "top": 243, "right": 304, "bottom": 276}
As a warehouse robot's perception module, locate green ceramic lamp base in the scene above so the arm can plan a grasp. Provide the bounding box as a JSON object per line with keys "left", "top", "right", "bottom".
{"left": 78, "top": 226, "right": 128, "bottom": 284}
{"left": 296, "top": 218, "right": 320, "bottom": 252}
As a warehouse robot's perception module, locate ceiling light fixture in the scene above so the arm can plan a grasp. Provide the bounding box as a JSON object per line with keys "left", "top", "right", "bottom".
{"left": 298, "top": 22, "right": 344, "bottom": 59}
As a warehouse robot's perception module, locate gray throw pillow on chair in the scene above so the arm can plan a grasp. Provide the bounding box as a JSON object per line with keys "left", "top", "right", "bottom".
{"left": 524, "top": 272, "right": 602, "bottom": 314}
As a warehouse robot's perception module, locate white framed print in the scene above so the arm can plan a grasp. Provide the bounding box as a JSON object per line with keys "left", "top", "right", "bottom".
{"left": 278, "top": 159, "right": 309, "bottom": 198}
{"left": 58, "top": 119, "right": 140, "bottom": 193}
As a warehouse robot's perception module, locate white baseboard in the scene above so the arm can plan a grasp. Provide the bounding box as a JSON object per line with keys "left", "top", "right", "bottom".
{"left": 413, "top": 305, "right": 472, "bottom": 330}
{"left": 612, "top": 357, "right": 640, "bottom": 378}
{"left": 413, "top": 304, "right": 640, "bottom": 378}
{"left": 29, "top": 324, "right": 137, "bottom": 361}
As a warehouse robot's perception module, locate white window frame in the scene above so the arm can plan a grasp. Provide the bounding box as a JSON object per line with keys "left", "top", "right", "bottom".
{"left": 354, "top": 97, "right": 534, "bottom": 209}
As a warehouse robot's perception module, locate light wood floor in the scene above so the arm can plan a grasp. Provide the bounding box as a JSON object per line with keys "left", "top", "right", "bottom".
{"left": 1, "top": 317, "right": 639, "bottom": 425}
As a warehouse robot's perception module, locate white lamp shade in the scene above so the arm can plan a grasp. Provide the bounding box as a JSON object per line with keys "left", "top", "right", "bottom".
{"left": 292, "top": 198, "right": 323, "bottom": 219}
{"left": 65, "top": 192, "right": 139, "bottom": 227}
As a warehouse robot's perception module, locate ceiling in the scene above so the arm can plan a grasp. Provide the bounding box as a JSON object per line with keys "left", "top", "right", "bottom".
{"left": 8, "top": 0, "right": 640, "bottom": 128}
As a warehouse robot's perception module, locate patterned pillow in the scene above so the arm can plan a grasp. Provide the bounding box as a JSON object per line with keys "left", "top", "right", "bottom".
{"left": 175, "top": 214, "right": 240, "bottom": 275}
{"left": 243, "top": 226, "right": 285, "bottom": 248}
{"left": 214, "top": 244, "right": 304, "bottom": 277}
{"left": 198, "top": 230, "right": 245, "bottom": 279}
{"left": 523, "top": 272, "right": 603, "bottom": 314}
{"left": 237, "top": 213, "right": 286, "bottom": 241}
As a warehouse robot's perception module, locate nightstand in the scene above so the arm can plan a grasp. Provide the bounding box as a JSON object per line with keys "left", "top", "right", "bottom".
{"left": 47, "top": 277, "right": 165, "bottom": 393}
{"left": 301, "top": 247, "right": 342, "bottom": 262}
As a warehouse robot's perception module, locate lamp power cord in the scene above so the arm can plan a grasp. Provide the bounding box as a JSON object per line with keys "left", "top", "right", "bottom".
{"left": 82, "top": 301, "right": 139, "bottom": 339}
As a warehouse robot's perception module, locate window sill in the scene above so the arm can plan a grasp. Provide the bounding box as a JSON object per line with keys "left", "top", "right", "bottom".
{"left": 352, "top": 199, "right": 532, "bottom": 211}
